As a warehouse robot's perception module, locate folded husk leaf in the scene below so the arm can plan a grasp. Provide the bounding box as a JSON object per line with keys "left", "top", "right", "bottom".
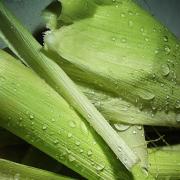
{"left": 45, "top": 0, "right": 180, "bottom": 126}
{"left": 0, "top": 49, "right": 132, "bottom": 180}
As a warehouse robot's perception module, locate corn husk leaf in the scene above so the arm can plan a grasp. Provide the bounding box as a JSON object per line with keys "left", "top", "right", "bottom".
{"left": 0, "top": 158, "right": 73, "bottom": 180}
{"left": 0, "top": 1, "right": 139, "bottom": 170}
{"left": 0, "top": 49, "right": 132, "bottom": 180}
{"left": 44, "top": 0, "right": 180, "bottom": 127}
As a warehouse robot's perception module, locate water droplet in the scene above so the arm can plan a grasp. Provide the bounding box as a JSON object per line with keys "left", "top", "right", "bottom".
{"left": 91, "top": 161, "right": 95, "bottom": 166}
{"left": 153, "top": 28, "right": 156, "bottom": 32}
{"left": 53, "top": 139, "right": 59, "bottom": 144}
{"left": 154, "top": 49, "right": 159, "bottom": 54}
{"left": 160, "top": 83, "right": 164, "bottom": 87}
{"left": 136, "top": 125, "right": 142, "bottom": 130}
{"left": 68, "top": 155, "right": 76, "bottom": 162}
{"left": 112, "top": 37, "right": 116, "bottom": 41}
{"left": 80, "top": 149, "right": 84, "bottom": 153}
{"left": 139, "top": 92, "right": 155, "bottom": 101}
{"left": 140, "top": 27, "right": 144, "bottom": 32}
{"left": 175, "top": 101, "right": 180, "bottom": 109}
{"left": 29, "top": 114, "right": 34, "bottom": 120}
{"left": 128, "top": 20, "right": 133, "bottom": 27}
{"left": 161, "top": 64, "right": 170, "bottom": 76}
{"left": 80, "top": 122, "right": 89, "bottom": 135}
{"left": 14, "top": 173, "right": 20, "bottom": 180}
{"left": 87, "top": 150, "right": 93, "bottom": 156}
{"left": 75, "top": 141, "right": 81, "bottom": 146}
{"left": 141, "top": 167, "right": 149, "bottom": 177}
{"left": 68, "top": 133, "right": 72, "bottom": 138}
{"left": 96, "top": 163, "right": 105, "bottom": 171}
{"left": 51, "top": 118, "right": 55, "bottom": 122}
{"left": 121, "top": 38, "right": 127, "bottom": 43}
{"left": 164, "top": 45, "right": 171, "bottom": 54}
{"left": 152, "top": 74, "right": 156, "bottom": 79}
{"left": 121, "top": 13, "right": 125, "bottom": 17}
{"left": 128, "top": 11, "right": 133, "bottom": 15}
{"left": 132, "top": 130, "right": 137, "bottom": 134}
{"left": 176, "top": 114, "right": 180, "bottom": 123}
{"left": 114, "top": 124, "right": 130, "bottom": 131}
{"left": 163, "top": 36, "right": 168, "bottom": 42}
{"left": 145, "top": 37, "right": 149, "bottom": 42}
{"left": 42, "top": 124, "right": 47, "bottom": 130}
{"left": 66, "top": 148, "right": 71, "bottom": 154}
{"left": 69, "top": 121, "right": 76, "bottom": 128}
{"left": 118, "top": 147, "right": 122, "bottom": 152}
{"left": 95, "top": 101, "right": 101, "bottom": 106}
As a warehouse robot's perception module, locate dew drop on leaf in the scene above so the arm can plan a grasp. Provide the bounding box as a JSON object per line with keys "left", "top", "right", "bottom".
{"left": 136, "top": 125, "right": 142, "bottom": 130}
{"left": 112, "top": 37, "right": 116, "bottom": 41}
{"left": 68, "top": 133, "right": 72, "bottom": 138}
{"left": 53, "top": 139, "right": 59, "bottom": 144}
{"left": 75, "top": 141, "right": 81, "bottom": 146}
{"left": 139, "top": 92, "right": 155, "bottom": 101}
{"left": 163, "top": 36, "right": 168, "bottom": 42}
{"left": 121, "top": 38, "right": 127, "bottom": 43}
{"left": 128, "top": 20, "right": 133, "bottom": 27}
{"left": 42, "top": 124, "right": 47, "bottom": 130}
{"left": 175, "top": 101, "right": 180, "bottom": 109}
{"left": 161, "top": 64, "right": 170, "bottom": 76}
{"left": 87, "top": 149, "right": 93, "bottom": 156}
{"left": 154, "top": 49, "right": 159, "bottom": 54}
{"left": 164, "top": 45, "right": 171, "bottom": 54}
{"left": 80, "top": 121, "right": 89, "bottom": 135}
{"left": 69, "top": 120, "right": 76, "bottom": 128}
{"left": 176, "top": 114, "right": 180, "bottom": 123}
{"left": 118, "top": 147, "right": 122, "bottom": 152}
{"left": 14, "top": 173, "right": 20, "bottom": 180}
{"left": 121, "top": 13, "right": 125, "bottom": 17}
{"left": 68, "top": 155, "right": 76, "bottom": 162}
{"left": 29, "top": 114, "right": 34, "bottom": 120}
{"left": 114, "top": 124, "right": 130, "bottom": 131}
{"left": 145, "top": 37, "right": 149, "bottom": 42}
{"left": 96, "top": 163, "right": 105, "bottom": 171}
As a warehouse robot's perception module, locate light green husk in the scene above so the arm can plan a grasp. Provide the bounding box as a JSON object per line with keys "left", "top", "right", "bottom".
{"left": 148, "top": 147, "right": 180, "bottom": 179}
{"left": 77, "top": 83, "right": 180, "bottom": 127}
{"left": 0, "top": 49, "right": 132, "bottom": 179}
{"left": 0, "top": 158, "right": 72, "bottom": 180}
{"left": 0, "top": 1, "right": 139, "bottom": 170}
{"left": 44, "top": 0, "right": 180, "bottom": 126}
{"left": 1, "top": 0, "right": 148, "bottom": 170}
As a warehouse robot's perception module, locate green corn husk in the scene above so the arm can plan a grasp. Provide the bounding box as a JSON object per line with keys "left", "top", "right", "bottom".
{"left": 77, "top": 83, "right": 180, "bottom": 127}
{"left": 44, "top": 0, "right": 180, "bottom": 125}
{"left": 148, "top": 147, "right": 180, "bottom": 179}
{"left": 0, "top": 49, "right": 132, "bottom": 180}
{"left": 0, "top": 1, "right": 139, "bottom": 170}
{"left": 114, "top": 124, "right": 147, "bottom": 169}
{"left": 0, "top": 158, "right": 73, "bottom": 180}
